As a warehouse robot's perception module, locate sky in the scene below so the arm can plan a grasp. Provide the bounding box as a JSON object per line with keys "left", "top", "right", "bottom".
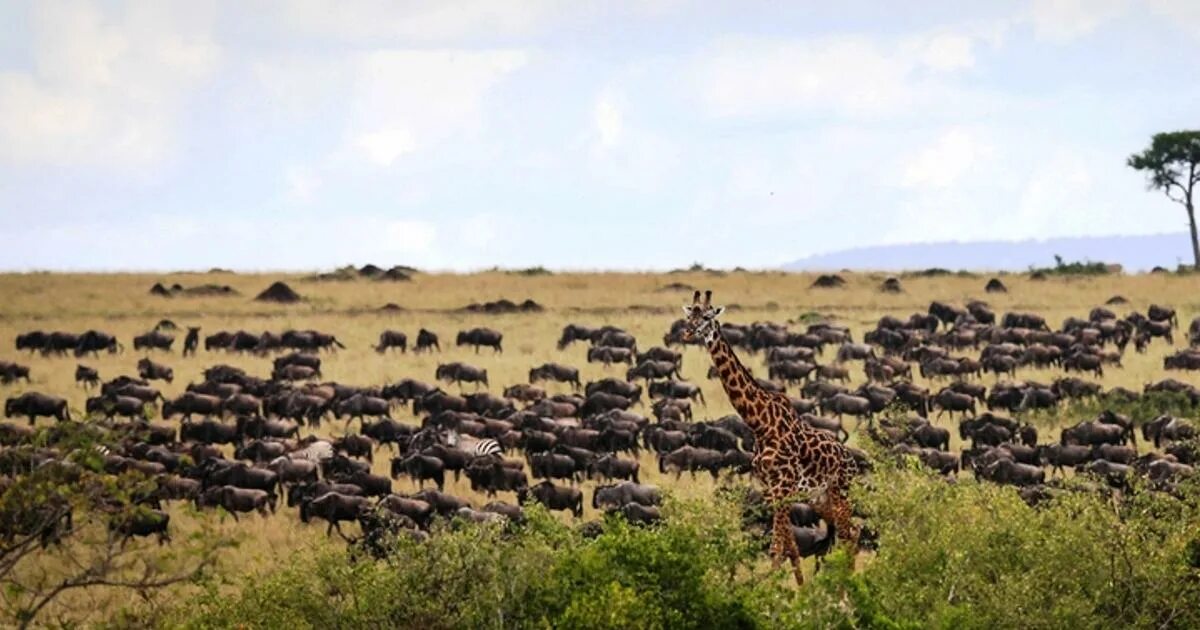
{"left": 0, "top": 0, "right": 1198, "bottom": 272}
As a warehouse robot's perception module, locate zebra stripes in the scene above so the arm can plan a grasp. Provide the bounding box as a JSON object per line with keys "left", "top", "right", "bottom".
{"left": 472, "top": 438, "right": 502, "bottom": 458}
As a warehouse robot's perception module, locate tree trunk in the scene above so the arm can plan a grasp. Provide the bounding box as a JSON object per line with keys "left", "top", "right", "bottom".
{"left": 1190, "top": 202, "right": 1200, "bottom": 270}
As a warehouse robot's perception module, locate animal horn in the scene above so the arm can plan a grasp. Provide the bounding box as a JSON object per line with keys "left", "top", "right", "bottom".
{"left": 703, "top": 290, "right": 712, "bottom": 306}
{"left": 692, "top": 291, "right": 701, "bottom": 304}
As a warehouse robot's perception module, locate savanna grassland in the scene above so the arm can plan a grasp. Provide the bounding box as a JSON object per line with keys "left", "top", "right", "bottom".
{"left": 2, "top": 268, "right": 1200, "bottom": 628}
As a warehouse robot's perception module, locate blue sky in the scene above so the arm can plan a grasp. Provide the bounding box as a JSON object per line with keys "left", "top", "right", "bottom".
{"left": 0, "top": 0, "right": 1198, "bottom": 271}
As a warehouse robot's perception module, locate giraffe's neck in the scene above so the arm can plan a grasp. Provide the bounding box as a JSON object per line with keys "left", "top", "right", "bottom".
{"left": 703, "top": 325, "right": 769, "bottom": 431}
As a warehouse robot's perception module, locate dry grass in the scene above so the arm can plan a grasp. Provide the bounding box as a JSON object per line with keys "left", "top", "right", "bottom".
{"left": 3, "top": 268, "right": 1200, "bottom": 623}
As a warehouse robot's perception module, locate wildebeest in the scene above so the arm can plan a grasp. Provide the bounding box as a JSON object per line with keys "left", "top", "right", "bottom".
{"left": 390, "top": 454, "right": 446, "bottom": 490}
{"left": 74, "top": 364, "right": 100, "bottom": 388}
{"left": 518, "top": 481, "right": 583, "bottom": 517}
{"left": 15, "top": 331, "right": 49, "bottom": 353}
{"left": 1142, "top": 415, "right": 1195, "bottom": 448}
{"left": 979, "top": 458, "right": 1045, "bottom": 486}
{"left": 133, "top": 330, "right": 175, "bottom": 352}
{"left": 588, "top": 454, "right": 640, "bottom": 483}
{"left": 136, "top": 357, "right": 174, "bottom": 383}
{"left": 180, "top": 327, "right": 200, "bottom": 357}
{"left": 456, "top": 327, "right": 503, "bottom": 353}
{"left": 414, "top": 328, "right": 441, "bottom": 353}
{"left": 267, "top": 456, "right": 320, "bottom": 485}
{"left": 648, "top": 380, "right": 705, "bottom": 405}
{"left": 74, "top": 330, "right": 121, "bottom": 357}
{"left": 1036, "top": 444, "right": 1092, "bottom": 476}
{"left": 86, "top": 394, "right": 146, "bottom": 420}
{"left": 163, "top": 392, "right": 222, "bottom": 419}
{"left": 333, "top": 434, "right": 375, "bottom": 462}
{"left": 658, "top": 445, "right": 724, "bottom": 480}
{"left": 180, "top": 418, "right": 239, "bottom": 445}
{"left": 361, "top": 418, "right": 419, "bottom": 450}
{"left": 592, "top": 481, "right": 662, "bottom": 509}
{"left": 820, "top": 393, "right": 872, "bottom": 421}
{"left": 932, "top": 390, "right": 976, "bottom": 418}
{"left": 334, "top": 394, "right": 391, "bottom": 421}
{"left": 0, "top": 361, "right": 30, "bottom": 384}
{"left": 198, "top": 486, "right": 276, "bottom": 520}
{"left": 529, "top": 363, "right": 581, "bottom": 389}
{"left": 299, "top": 492, "right": 369, "bottom": 535}
{"left": 1061, "top": 420, "right": 1127, "bottom": 447}
{"left": 375, "top": 330, "right": 408, "bottom": 353}
{"left": 587, "top": 346, "right": 635, "bottom": 366}
{"left": 109, "top": 508, "right": 170, "bottom": 545}
{"left": 272, "top": 364, "right": 320, "bottom": 381}
{"left": 436, "top": 362, "right": 490, "bottom": 389}
{"left": 5, "top": 392, "right": 70, "bottom": 425}
{"left": 282, "top": 330, "right": 346, "bottom": 352}
{"left": 626, "top": 360, "right": 681, "bottom": 382}
{"left": 465, "top": 458, "right": 529, "bottom": 497}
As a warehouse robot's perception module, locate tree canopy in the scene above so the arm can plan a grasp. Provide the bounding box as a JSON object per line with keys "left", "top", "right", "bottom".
{"left": 1128, "top": 131, "right": 1200, "bottom": 267}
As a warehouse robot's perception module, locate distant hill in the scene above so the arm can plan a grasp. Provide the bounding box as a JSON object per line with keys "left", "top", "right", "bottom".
{"left": 783, "top": 233, "right": 1193, "bottom": 272}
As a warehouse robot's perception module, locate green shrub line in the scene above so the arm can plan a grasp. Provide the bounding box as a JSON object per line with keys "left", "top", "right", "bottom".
{"left": 1028, "top": 255, "right": 1112, "bottom": 277}
{"left": 140, "top": 462, "right": 1200, "bottom": 630}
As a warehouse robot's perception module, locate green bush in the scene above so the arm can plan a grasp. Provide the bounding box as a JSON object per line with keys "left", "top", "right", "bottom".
{"left": 1028, "top": 254, "right": 1112, "bottom": 277}
{"left": 507, "top": 266, "right": 553, "bottom": 276}
{"left": 156, "top": 500, "right": 802, "bottom": 629}
{"left": 152, "top": 469, "right": 1200, "bottom": 629}
{"left": 819, "top": 465, "right": 1200, "bottom": 629}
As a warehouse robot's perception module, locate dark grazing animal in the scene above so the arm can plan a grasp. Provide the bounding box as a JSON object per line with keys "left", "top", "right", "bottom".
{"left": 375, "top": 330, "right": 408, "bottom": 353}
{"left": 299, "top": 492, "right": 370, "bottom": 535}
{"left": 133, "top": 330, "right": 175, "bottom": 352}
{"left": 74, "top": 364, "right": 100, "bottom": 388}
{"left": 529, "top": 363, "right": 581, "bottom": 389}
{"left": 518, "top": 481, "right": 583, "bottom": 517}
{"left": 136, "top": 357, "right": 174, "bottom": 383}
{"left": 198, "top": 486, "right": 276, "bottom": 520}
{"left": 0, "top": 361, "right": 31, "bottom": 384}
{"left": 5, "top": 392, "right": 70, "bottom": 425}
{"left": 182, "top": 327, "right": 200, "bottom": 356}
{"left": 456, "top": 328, "right": 503, "bottom": 353}
{"left": 415, "top": 329, "right": 441, "bottom": 353}
{"left": 74, "top": 330, "right": 121, "bottom": 357}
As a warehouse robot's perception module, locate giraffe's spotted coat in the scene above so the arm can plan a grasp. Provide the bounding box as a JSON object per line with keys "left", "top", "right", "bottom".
{"left": 680, "top": 291, "right": 860, "bottom": 585}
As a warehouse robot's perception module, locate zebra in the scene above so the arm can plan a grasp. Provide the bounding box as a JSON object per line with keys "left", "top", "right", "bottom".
{"left": 472, "top": 439, "right": 502, "bottom": 458}
{"left": 291, "top": 440, "right": 335, "bottom": 463}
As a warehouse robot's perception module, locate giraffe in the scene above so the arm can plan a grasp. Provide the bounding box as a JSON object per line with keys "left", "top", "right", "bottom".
{"left": 679, "top": 290, "right": 859, "bottom": 585}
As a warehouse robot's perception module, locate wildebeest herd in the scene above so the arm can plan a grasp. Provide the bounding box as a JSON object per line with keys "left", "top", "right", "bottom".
{"left": 2, "top": 297, "right": 1198, "bottom": 570}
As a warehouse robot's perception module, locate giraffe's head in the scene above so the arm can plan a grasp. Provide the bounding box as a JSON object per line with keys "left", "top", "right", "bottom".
{"left": 680, "top": 290, "right": 725, "bottom": 343}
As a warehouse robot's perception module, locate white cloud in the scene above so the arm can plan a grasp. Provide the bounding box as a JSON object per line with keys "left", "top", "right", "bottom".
{"left": 0, "top": 1, "right": 219, "bottom": 167}
{"left": 1028, "top": 0, "right": 1129, "bottom": 42}
{"left": 697, "top": 36, "right": 915, "bottom": 117}
{"left": 901, "top": 128, "right": 994, "bottom": 189}
{"left": 276, "top": 0, "right": 561, "bottom": 43}
{"left": 458, "top": 213, "right": 502, "bottom": 249}
{"left": 1148, "top": 0, "right": 1200, "bottom": 39}
{"left": 694, "top": 31, "right": 998, "bottom": 119}
{"left": 383, "top": 220, "right": 439, "bottom": 255}
{"left": 354, "top": 127, "right": 418, "bottom": 166}
{"left": 593, "top": 92, "right": 624, "bottom": 150}
{"left": 342, "top": 49, "right": 528, "bottom": 165}
{"left": 916, "top": 33, "right": 975, "bottom": 71}
{"left": 1015, "top": 150, "right": 1094, "bottom": 233}
{"left": 285, "top": 167, "right": 321, "bottom": 203}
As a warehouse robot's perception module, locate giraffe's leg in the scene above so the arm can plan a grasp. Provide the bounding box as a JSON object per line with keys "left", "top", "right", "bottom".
{"left": 814, "top": 491, "right": 860, "bottom": 551}
{"left": 771, "top": 509, "right": 804, "bottom": 585}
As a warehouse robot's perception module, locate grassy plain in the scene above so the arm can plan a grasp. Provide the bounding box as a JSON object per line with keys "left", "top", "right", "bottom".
{"left": 2, "top": 268, "right": 1200, "bottom": 623}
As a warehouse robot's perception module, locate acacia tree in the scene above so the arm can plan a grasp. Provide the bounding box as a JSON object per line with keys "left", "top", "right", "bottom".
{"left": 0, "top": 424, "right": 232, "bottom": 628}
{"left": 1128, "top": 131, "right": 1200, "bottom": 268}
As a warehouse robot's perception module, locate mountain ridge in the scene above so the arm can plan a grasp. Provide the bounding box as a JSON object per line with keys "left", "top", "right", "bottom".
{"left": 783, "top": 232, "right": 1193, "bottom": 272}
